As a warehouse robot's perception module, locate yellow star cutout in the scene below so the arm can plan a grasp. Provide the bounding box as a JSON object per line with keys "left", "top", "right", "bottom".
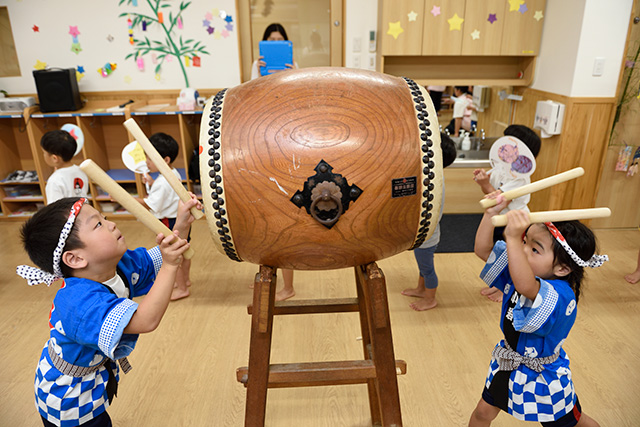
{"left": 471, "top": 29, "right": 480, "bottom": 40}
{"left": 448, "top": 13, "right": 464, "bottom": 31}
{"left": 124, "top": 75, "right": 132, "bottom": 84}
{"left": 387, "top": 21, "right": 404, "bottom": 40}
{"left": 508, "top": 0, "right": 525, "bottom": 12}
{"left": 34, "top": 60, "right": 47, "bottom": 70}
{"left": 534, "top": 10, "right": 544, "bottom": 21}
{"left": 76, "top": 71, "right": 84, "bottom": 81}
{"left": 408, "top": 11, "right": 418, "bottom": 22}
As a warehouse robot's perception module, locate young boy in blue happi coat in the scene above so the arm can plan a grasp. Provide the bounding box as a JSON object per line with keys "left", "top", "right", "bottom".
{"left": 17, "top": 194, "right": 200, "bottom": 427}
{"left": 469, "top": 193, "right": 607, "bottom": 427}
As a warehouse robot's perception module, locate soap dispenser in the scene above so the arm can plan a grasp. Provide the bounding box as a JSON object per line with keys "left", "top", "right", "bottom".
{"left": 461, "top": 131, "right": 471, "bottom": 151}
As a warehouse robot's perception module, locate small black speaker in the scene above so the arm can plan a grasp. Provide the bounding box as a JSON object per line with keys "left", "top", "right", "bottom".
{"left": 33, "top": 68, "right": 83, "bottom": 112}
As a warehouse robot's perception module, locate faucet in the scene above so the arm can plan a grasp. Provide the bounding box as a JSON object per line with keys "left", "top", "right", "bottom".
{"left": 476, "top": 129, "right": 485, "bottom": 150}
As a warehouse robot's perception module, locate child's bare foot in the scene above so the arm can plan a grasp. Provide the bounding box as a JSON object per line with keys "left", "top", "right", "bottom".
{"left": 402, "top": 287, "right": 426, "bottom": 298}
{"left": 186, "top": 280, "right": 192, "bottom": 287}
{"left": 275, "top": 288, "right": 295, "bottom": 301}
{"left": 481, "top": 287, "right": 503, "bottom": 302}
{"left": 410, "top": 298, "right": 437, "bottom": 311}
{"left": 171, "top": 287, "right": 190, "bottom": 301}
{"left": 625, "top": 271, "right": 640, "bottom": 284}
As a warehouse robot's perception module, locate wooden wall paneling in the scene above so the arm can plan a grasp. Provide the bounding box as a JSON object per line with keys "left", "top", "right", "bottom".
{"left": 500, "top": 0, "right": 546, "bottom": 55}
{"left": 380, "top": 0, "right": 425, "bottom": 55}
{"left": 475, "top": 85, "right": 512, "bottom": 135}
{"left": 592, "top": 147, "right": 640, "bottom": 229}
{"left": 0, "top": 119, "right": 22, "bottom": 180}
{"left": 461, "top": 0, "right": 505, "bottom": 55}
{"left": 422, "top": 0, "right": 465, "bottom": 55}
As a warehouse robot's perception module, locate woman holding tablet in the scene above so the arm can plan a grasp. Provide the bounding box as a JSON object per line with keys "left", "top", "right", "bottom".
{"left": 251, "top": 23, "right": 297, "bottom": 80}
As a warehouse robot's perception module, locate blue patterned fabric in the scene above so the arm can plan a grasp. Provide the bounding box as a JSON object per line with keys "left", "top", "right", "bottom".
{"left": 480, "top": 241, "right": 579, "bottom": 422}
{"left": 35, "top": 247, "right": 162, "bottom": 426}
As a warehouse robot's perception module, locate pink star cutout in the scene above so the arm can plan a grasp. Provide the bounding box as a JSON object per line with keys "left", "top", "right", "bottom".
{"left": 431, "top": 5, "right": 441, "bottom": 17}
{"left": 69, "top": 26, "right": 80, "bottom": 37}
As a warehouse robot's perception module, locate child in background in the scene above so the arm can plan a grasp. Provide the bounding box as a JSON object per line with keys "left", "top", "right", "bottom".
{"left": 624, "top": 248, "right": 640, "bottom": 284}
{"left": 136, "top": 132, "right": 192, "bottom": 301}
{"left": 445, "top": 86, "right": 477, "bottom": 136}
{"left": 40, "top": 130, "right": 89, "bottom": 204}
{"left": 473, "top": 125, "right": 541, "bottom": 302}
{"left": 17, "top": 195, "right": 200, "bottom": 427}
{"left": 401, "top": 134, "right": 457, "bottom": 311}
{"left": 469, "top": 193, "right": 606, "bottom": 427}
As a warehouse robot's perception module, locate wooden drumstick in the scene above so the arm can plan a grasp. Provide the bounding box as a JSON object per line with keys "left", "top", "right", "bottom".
{"left": 123, "top": 118, "right": 204, "bottom": 220}
{"left": 480, "top": 167, "right": 585, "bottom": 208}
{"left": 491, "top": 207, "right": 611, "bottom": 227}
{"left": 80, "top": 159, "right": 194, "bottom": 260}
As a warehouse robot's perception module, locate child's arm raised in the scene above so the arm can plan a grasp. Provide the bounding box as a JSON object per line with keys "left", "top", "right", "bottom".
{"left": 475, "top": 192, "right": 508, "bottom": 261}
{"left": 173, "top": 192, "right": 202, "bottom": 238}
{"left": 123, "top": 231, "right": 190, "bottom": 334}
{"left": 473, "top": 169, "right": 496, "bottom": 194}
{"left": 503, "top": 210, "right": 540, "bottom": 300}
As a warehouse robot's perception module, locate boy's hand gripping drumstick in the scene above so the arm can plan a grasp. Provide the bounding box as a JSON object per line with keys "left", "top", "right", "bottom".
{"left": 491, "top": 207, "right": 611, "bottom": 227}
{"left": 123, "top": 118, "right": 204, "bottom": 220}
{"left": 480, "top": 167, "right": 585, "bottom": 209}
{"left": 80, "top": 159, "right": 195, "bottom": 260}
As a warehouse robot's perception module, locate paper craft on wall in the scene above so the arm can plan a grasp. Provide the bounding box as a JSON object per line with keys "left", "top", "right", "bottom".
{"left": 387, "top": 21, "right": 404, "bottom": 40}
{"left": 98, "top": 62, "right": 117, "bottom": 77}
{"left": 431, "top": 5, "right": 441, "bottom": 17}
{"left": 448, "top": 13, "right": 464, "bottom": 31}
{"left": 488, "top": 13, "right": 497, "bottom": 24}
{"left": 120, "top": 0, "right": 210, "bottom": 87}
{"left": 489, "top": 136, "right": 537, "bottom": 182}
{"left": 627, "top": 147, "right": 640, "bottom": 177}
{"left": 616, "top": 144, "right": 632, "bottom": 171}
{"left": 69, "top": 26, "right": 82, "bottom": 54}
{"left": 61, "top": 124, "right": 84, "bottom": 156}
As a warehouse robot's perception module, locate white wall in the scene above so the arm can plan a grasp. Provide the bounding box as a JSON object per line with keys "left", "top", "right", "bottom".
{"left": 344, "top": 0, "right": 378, "bottom": 71}
{"left": 532, "top": 0, "right": 633, "bottom": 97}
{"left": 0, "top": 0, "right": 241, "bottom": 95}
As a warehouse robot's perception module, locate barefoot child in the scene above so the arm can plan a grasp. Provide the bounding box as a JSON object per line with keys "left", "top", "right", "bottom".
{"left": 468, "top": 193, "right": 607, "bottom": 426}
{"left": 17, "top": 195, "right": 200, "bottom": 426}
{"left": 401, "top": 133, "right": 456, "bottom": 311}
{"left": 136, "top": 132, "right": 193, "bottom": 300}
{"left": 624, "top": 248, "right": 640, "bottom": 284}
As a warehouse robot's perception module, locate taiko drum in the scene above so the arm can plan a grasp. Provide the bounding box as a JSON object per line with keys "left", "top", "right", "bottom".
{"left": 199, "top": 67, "right": 443, "bottom": 270}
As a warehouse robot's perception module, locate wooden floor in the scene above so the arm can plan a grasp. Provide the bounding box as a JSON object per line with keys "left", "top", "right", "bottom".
{"left": 0, "top": 219, "right": 638, "bottom": 426}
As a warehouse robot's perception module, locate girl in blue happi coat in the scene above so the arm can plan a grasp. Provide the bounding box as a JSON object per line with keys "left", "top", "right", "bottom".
{"left": 17, "top": 195, "right": 200, "bottom": 427}
{"left": 469, "top": 193, "right": 607, "bottom": 427}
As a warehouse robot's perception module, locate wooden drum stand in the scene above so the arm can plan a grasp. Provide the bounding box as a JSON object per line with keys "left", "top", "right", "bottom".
{"left": 236, "top": 263, "right": 406, "bottom": 426}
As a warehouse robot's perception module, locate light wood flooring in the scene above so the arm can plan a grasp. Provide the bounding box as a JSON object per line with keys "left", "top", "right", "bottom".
{"left": 0, "top": 220, "right": 638, "bottom": 426}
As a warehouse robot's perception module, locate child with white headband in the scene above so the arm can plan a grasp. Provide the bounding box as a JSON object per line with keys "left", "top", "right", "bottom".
{"left": 17, "top": 195, "right": 200, "bottom": 427}
{"left": 469, "top": 193, "right": 607, "bottom": 427}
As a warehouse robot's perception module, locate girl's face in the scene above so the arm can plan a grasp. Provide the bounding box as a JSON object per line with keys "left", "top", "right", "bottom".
{"left": 522, "top": 224, "right": 567, "bottom": 280}
{"left": 267, "top": 31, "right": 285, "bottom": 41}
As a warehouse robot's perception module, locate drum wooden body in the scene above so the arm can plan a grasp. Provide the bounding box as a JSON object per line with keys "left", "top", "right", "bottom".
{"left": 199, "top": 68, "right": 442, "bottom": 270}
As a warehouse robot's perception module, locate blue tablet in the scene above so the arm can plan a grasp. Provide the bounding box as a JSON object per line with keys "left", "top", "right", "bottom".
{"left": 259, "top": 40, "right": 293, "bottom": 76}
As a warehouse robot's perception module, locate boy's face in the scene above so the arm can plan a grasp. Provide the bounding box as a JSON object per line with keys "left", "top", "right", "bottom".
{"left": 42, "top": 149, "right": 57, "bottom": 167}
{"left": 146, "top": 158, "right": 158, "bottom": 173}
{"left": 72, "top": 204, "right": 127, "bottom": 267}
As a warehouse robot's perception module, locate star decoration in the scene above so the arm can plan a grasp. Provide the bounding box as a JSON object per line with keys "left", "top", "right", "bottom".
{"left": 508, "top": 0, "right": 524, "bottom": 12}
{"left": 408, "top": 11, "right": 418, "bottom": 22}
{"left": 34, "top": 60, "right": 47, "bottom": 70}
{"left": 519, "top": 4, "right": 528, "bottom": 14}
{"left": 76, "top": 71, "right": 84, "bottom": 81}
{"left": 447, "top": 13, "right": 464, "bottom": 31}
{"left": 206, "top": 26, "right": 215, "bottom": 35}
{"left": 471, "top": 29, "right": 480, "bottom": 40}
{"left": 203, "top": 19, "right": 211, "bottom": 27}
{"left": 32, "top": 25, "right": 39, "bottom": 32}
{"left": 155, "top": 73, "right": 161, "bottom": 81}
{"left": 387, "top": 21, "right": 404, "bottom": 40}
{"left": 124, "top": 75, "right": 132, "bottom": 84}
{"left": 431, "top": 5, "right": 441, "bottom": 17}
{"left": 68, "top": 26, "right": 80, "bottom": 37}
{"left": 225, "top": 15, "right": 233, "bottom": 23}
{"left": 77, "top": 65, "right": 85, "bottom": 73}
{"left": 534, "top": 10, "right": 544, "bottom": 21}
{"left": 488, "top": 13, "right": 497, "bottom": 24}
{"left": 225, "top": 23, "right": 234, "bottom": 32}
{"left": 221, "top": 29, "right": 230, "bottom": 38}
{"left": 71, "top": 43, "right": 82, "bottom": 54}
{"left": 214, "top": 31, "right": 222, "bottom": 40}
{"left": 205, "top": 12, "right": 213, "bottom": 21}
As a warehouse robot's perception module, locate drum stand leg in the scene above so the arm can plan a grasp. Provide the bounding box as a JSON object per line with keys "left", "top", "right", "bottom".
{"left": 238, "top": 263, "right": 405, "bottom": 426}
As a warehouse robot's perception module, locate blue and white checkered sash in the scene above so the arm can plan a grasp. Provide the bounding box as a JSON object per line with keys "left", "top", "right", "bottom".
{"left": 48, "top": 340, "right": 132, "bottom": 376}
{"left": 492, "top": 342, "right": 559, "bottom": 373}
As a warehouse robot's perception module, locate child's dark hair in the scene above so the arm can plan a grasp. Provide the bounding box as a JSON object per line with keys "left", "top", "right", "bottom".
{"left": 454, "top": 85, "right": 470, "bottom": 94}
{"left": 504, "top": 124, "right": 541, "bottom": 158}
{"left": 440, "top": 133, "right": 457, "bottom": 168}
{"left": 20, "top": 197, "right": 85, "bottom": 278}
{"left": 549, "top": 220, "right": 597, "bottom": 303}
{"left": 40, "top": 130, "right": 77, "bottom": 162}
{"left": 149, "top": 132, "right": 179, "bottom": 163}
{"left": 262, "top": 23, "right": 288, "bottom": 41}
